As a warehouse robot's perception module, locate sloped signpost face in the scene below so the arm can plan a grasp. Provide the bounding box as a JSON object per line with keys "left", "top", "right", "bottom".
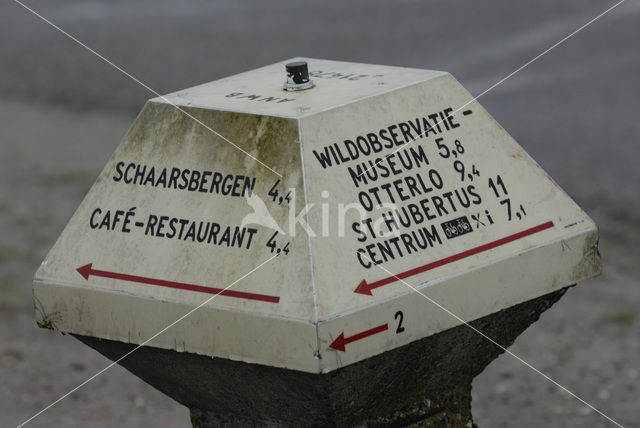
{"left": 33, "top": 58, "right": 601, "bottom": 376}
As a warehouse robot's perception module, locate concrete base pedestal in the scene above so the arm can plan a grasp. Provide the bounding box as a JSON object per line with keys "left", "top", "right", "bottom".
{"left": 75, "top": 287, "right": 569, "bottom": 427}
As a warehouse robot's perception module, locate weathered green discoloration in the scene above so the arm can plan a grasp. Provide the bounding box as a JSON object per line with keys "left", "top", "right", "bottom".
{"left": 367, "top": 381, "right": 474, "bottom": 428}
{"left": 120, "top": 102, "right": 300, "bottom": 181}
{"left": 33, "top": 297, "right": 60, "bottom": 330}
{"left": 36, "top": 315, "right": 57, "bottom": 330}
{"left": 572, "top": 230, "right": 602, "bottom": 283}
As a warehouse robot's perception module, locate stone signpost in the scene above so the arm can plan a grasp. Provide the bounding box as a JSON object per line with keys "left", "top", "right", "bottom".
{"left": 33, "top": 58, "right": 601, "bottom": 426}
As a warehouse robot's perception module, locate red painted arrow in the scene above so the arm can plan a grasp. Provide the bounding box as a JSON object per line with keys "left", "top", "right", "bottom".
{"left": 355, "top": 220, "right": 554, "bottom": 296}
{"left": 76, "top": 263, "right": 280, "bottom": 303}
{"left": 329, "top": 323, "right": 388, "bottom": 352}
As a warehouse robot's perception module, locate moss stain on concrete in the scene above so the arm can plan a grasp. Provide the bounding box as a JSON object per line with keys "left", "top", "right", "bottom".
{"left": 572, "top": 230, "right": 602, "bottom": 283}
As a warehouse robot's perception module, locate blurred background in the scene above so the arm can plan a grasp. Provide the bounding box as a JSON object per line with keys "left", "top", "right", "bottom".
{"left": 1, "top": 0, "right": 638, "bottom": 426}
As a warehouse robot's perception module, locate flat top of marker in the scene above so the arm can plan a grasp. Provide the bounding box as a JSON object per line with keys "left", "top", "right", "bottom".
{"left": 154, "top": 58, "right": 446, "bottom": 119}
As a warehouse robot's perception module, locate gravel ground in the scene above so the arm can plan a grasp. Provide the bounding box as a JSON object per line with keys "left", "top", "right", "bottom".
{"left": 1, "top": 0, "right": 638, "bottom": 426}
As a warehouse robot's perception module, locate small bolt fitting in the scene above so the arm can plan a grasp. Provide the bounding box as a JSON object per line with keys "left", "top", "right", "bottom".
{"left": 283, "top": 61, "right": 314, "bottom": 91}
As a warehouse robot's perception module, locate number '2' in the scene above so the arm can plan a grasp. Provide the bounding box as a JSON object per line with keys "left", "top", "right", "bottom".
{"left": 394, "top": 310, "right": 405, "bottom": 333}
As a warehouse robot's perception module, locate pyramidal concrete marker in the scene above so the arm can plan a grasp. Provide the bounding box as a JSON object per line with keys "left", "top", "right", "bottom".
{"left": 33, "top": 58, "right": 601, "bottom": 426}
